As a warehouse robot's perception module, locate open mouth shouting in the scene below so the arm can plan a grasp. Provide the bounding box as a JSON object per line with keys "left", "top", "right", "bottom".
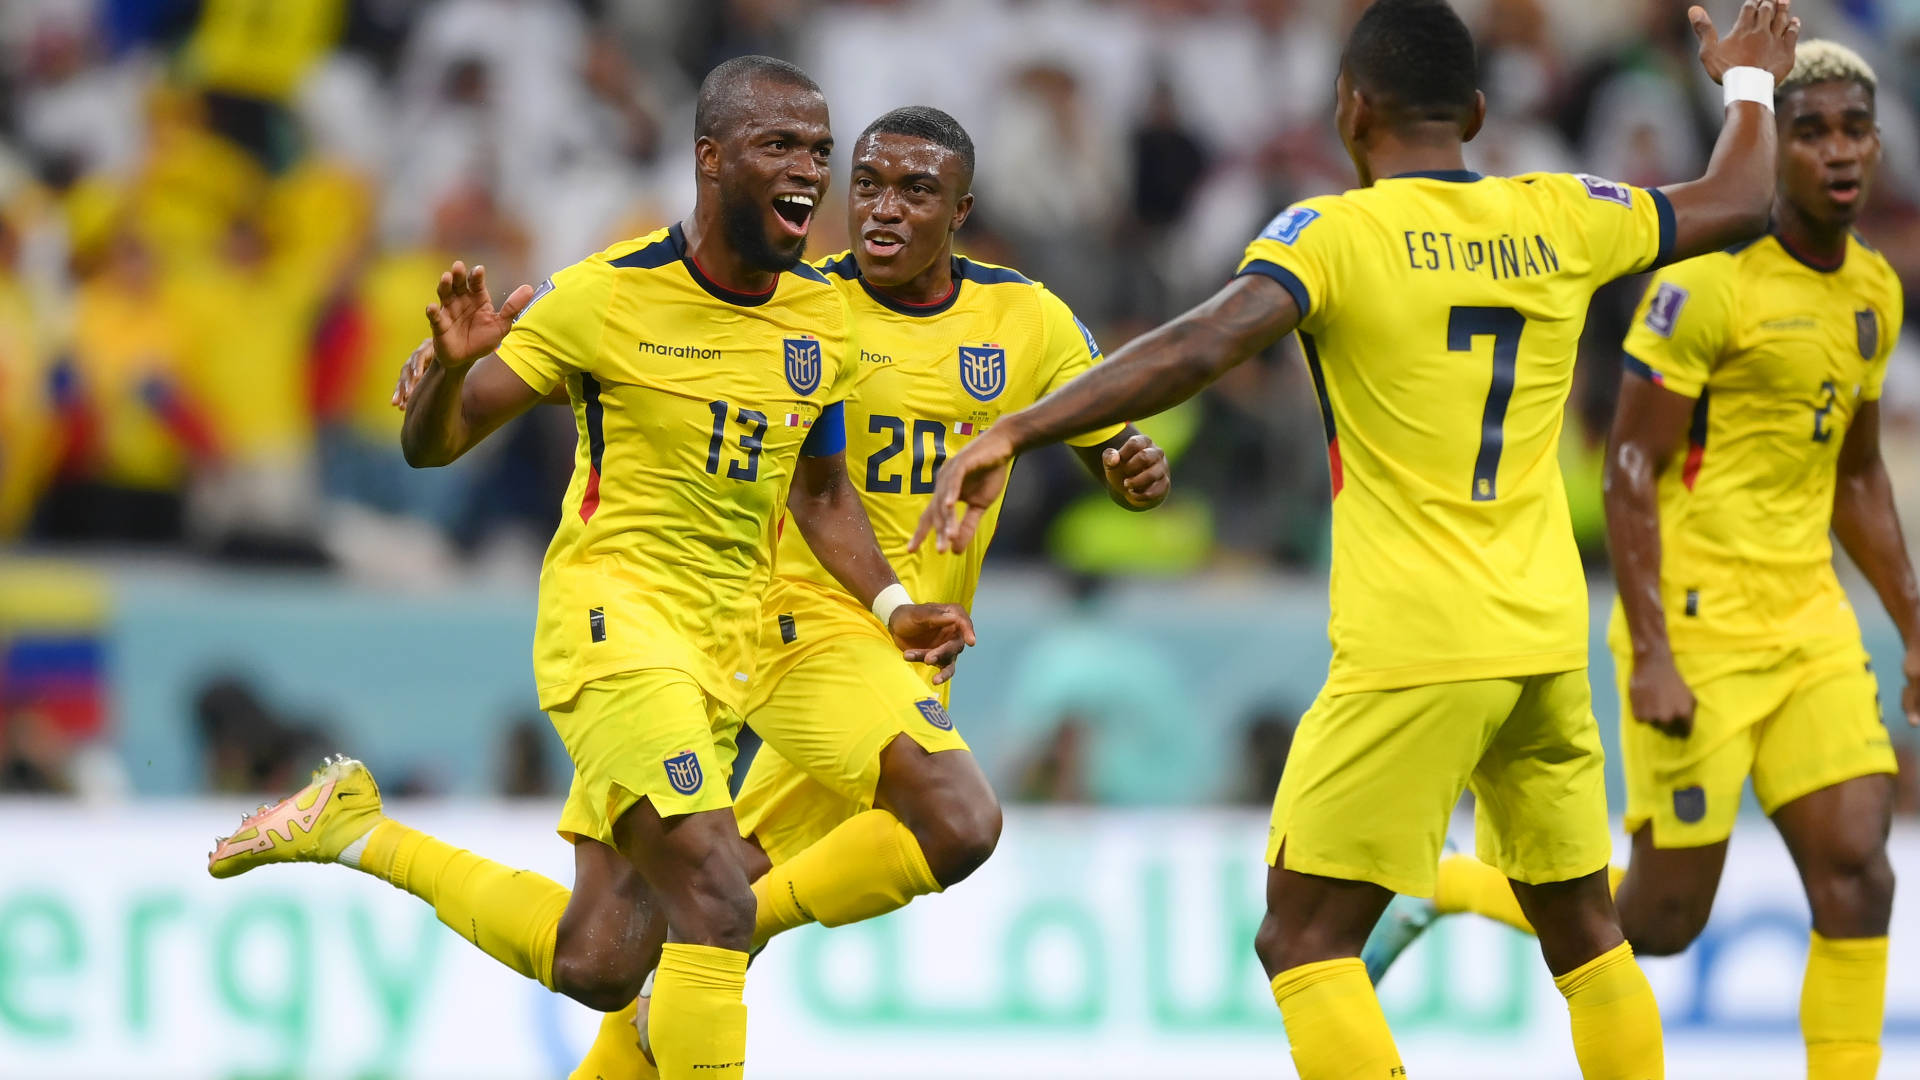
{"left": 773, "top": 192, "right": 817, "bottom": 236}
{"left": 1825, "top": 177, "right": 1862, "bottom": 207}
{"left": 862, "top": 227, "right": 907, "bottom": 259}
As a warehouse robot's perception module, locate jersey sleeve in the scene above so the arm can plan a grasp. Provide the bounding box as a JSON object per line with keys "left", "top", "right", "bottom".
{"left": 494, "top": 260, "right": 614, "bottom": 395}
{"left": 1526, "top": 173, "right": 1675, "bottom": 282}
{"left": 1234, "top": 196, "right": 1342, "bottom": 332}
{"left": 1863, "top": 263, "right": 1904, "bottom": 401}
{"left": 1618, "top": 255, "right": 1733, "bottom": 398}
{"left": 1034, "top": 285, "right": 1127, "bottom": 447}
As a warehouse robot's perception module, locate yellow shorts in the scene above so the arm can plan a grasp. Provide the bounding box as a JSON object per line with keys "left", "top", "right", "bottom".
{"left": 552, "top": 667, "right": 742, "bottom": 846}
{"left": 733, "top": 624, "right": 969, "bottom": 865}
{"left": 1267, "top": 669, "right": 1611, "bottom": 897}
{"left": 1615, "top": 636, "right": 1894, "bottom": 849}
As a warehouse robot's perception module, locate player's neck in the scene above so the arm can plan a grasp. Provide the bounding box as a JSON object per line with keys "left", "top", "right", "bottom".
{"left": 866, "top": 248, "right": 955, "bottom": 307}
{"left": 680, "top": 214, "right": 780, "bottom": 295}
{"left": 1771, "top": 199, "right": 1849, "bottom": 269}
{"left": 1360, "top": 138, "right": 1468, "bottom": 187}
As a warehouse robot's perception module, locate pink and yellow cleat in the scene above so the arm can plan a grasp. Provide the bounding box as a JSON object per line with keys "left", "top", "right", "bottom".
{"left": 207, "top": 755, "right": 386, "bottom": 879}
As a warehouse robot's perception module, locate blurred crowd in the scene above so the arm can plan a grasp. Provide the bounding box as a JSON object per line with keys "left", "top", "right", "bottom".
{"left": 2, "top": 0, "right": 1920, "bottom": 583}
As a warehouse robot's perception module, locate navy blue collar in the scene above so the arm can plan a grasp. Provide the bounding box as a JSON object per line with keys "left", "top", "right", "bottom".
{"left": 668, "top": 222, "right": 778, "bottom": 306}
{"left": 1386, "top": 169, "right": 1483, "bottom": 183}
{"left": 838, "top": 255, "right": 965, "bottom": 318}
{"left": 1768, "top": 227, "right": 1847, "bottom": 274}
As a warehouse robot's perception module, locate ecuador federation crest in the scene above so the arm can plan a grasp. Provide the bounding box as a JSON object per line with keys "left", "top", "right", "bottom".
{"left": 663, "top": 750, "right": 704, "bottom": 795}
{"left": 1857, "top": 308, "right": 1879, "bottom": 358}
{"left": 784, "top": 335, "right": 822, "bottom": 395}
{"left": 915, "top": 698, "right": 954, "bottom": 731}
{"left": 959, "top": 343, "right": 1007, "bottom": 402}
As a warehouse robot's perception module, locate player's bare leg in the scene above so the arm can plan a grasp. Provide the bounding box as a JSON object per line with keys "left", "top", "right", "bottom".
{"left": 874, "top": 737, "right": 1002, "bottom": 886}
{"left": 1612, "top": 831, "right": 1729, "bottom": 955}
{"left": 1254, "top": 857, "right": 1404, "bottom": 1079}
{"left": 1773, "top": 774, "right": 1895, "bottom": 1079}
{"left": 609, "top": 799, "right": 756, "bottom": 1079}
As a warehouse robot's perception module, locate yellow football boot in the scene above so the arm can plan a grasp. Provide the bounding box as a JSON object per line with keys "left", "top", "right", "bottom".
{"left": 569, "top": 994, "right": 658, "bottom": 1080}
{"left": 207, "top": 755, "right": 386, "bottom": 879}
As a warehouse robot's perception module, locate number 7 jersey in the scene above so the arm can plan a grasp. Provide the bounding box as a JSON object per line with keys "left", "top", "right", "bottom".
{"left": 1237, "top": 170, "right": 1675, "bottom": 693}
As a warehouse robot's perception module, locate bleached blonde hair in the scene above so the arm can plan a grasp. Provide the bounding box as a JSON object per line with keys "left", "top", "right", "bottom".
{"left": 1779, "top": 39, "right": 1878, "bottom": 100}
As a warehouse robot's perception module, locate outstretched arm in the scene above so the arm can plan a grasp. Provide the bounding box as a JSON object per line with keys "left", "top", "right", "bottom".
{"left": 1832, "top": 400, "right": 1920, "bottom": 727}
{"left": 915, "top": 274, "right": 1298, "bottom": 552}
{"left": 1604, "top": 370, "right": 1702, "bottom": 736}
{"left": 1658, "top": 1, "right": 1802, "bottom": 260}
{"left": 787, "top": 451, "right": 976, "bottom": 680}
{"left": 1069, "top": 426, "right": 1172, "bottom": 511}
{"left": 401, "top": 262, "right": 544, "bottom": 467}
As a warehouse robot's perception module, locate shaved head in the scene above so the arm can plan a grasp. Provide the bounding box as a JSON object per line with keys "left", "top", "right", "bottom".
{"left": 694, "top": 55, "right": 823, "bottom": 141}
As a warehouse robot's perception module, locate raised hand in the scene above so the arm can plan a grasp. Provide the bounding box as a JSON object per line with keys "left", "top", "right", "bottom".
{"left": 890, "top": 602, "right": 978, "bottom": 686}
{"left": 391, "top": 338, "right": 433, "bottom": 410}
{"left": 911, "top": 428, "right": 1015, "bottom": 555}
{"left": 1630, "top": 653, "right": 1699, "bottom": 738}
{"left": 1689, "top": 0, "right": 1800, "bottom": 84}
{"left": 426, "top": 262, "right": 535, "bottom": 372}
{"left": 1102, "top": 433, "right": 1171, "bottom": 509}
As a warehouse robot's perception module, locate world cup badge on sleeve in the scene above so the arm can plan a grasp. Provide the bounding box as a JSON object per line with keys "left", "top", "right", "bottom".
{"left": 959, "top": 343, "right": 1006, "bottom": 402}
{"left": 784, "top": 335, "right": 822, "bottom": 395}
{"left": 663, "top": 750, "right": 704, "bottom": 795}
{"left": 1857, "top": 308, "right": 1879, "bottom": 358}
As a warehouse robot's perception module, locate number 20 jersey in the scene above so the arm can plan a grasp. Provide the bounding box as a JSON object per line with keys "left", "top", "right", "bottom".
{"left": 496, "top": 224, "right": 857, "bottom": 713}
{"left": 1238, "top": 171, "right": 1674, "bottom": 694}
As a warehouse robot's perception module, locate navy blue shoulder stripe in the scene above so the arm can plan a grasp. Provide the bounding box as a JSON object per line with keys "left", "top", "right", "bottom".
{"left": 956, "top": 258, "right": 1032, "bottom": 286}
{"left": 788, "top": 261, "right": 829, "bottom": 284}
{"left": 609, "top": 235, "right": 678, "bottom": 270}
{"left": 819, "top": 253, "right": 859, "bottom": 279}
{"left": 1722, "top": 235, "right": 1762, "bottom": 256}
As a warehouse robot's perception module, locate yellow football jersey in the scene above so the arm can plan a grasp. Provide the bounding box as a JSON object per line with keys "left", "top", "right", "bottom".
{"left": 762, "top": 254, "right": 1124, "bottom": 653}
{"left": 1238, "top": 170, "right": 1674, "bottom": 693}
{"left": 1610, "top": 232, "right": 1903, "bottom": 652}
{"left": 496, "top": 224, "right": 856, "bottom": 711}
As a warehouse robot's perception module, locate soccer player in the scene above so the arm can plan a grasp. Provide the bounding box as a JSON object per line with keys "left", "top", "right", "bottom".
{"left": 1365, "top": 40, "right": 1915, "bottom": 1079}
{"left": 207, "top": 57, "right": 976, "bottom": 1080}
{"left": 915, "top": 1, "right": 1799, "bottom": 1076}
{"left": 555, "top": 105, "right": 1174, "bottom": 1073}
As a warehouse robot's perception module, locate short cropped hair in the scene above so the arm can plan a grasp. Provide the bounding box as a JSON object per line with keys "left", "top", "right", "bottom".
{"left": 1341, "top": 0, "right": 1478, "bottom": 123}
{"left": 858, "top": 106, "right": 977, "bottom": 187}
{"left": 694, "top": 55, "right": 821, "bottom": 139}
{"left": 1779, "top": 39, "right": 1877, "bottom": 101}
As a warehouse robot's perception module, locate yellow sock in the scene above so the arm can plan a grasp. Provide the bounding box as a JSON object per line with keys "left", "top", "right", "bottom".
{"left": 569, "top": 998, "right": 657, "bottom": 1080}
{"left": 1553, "top": 941, "right": 1664, "bottom": 1079}
{"left": 354, "top": 820, "right": 570, "bottom": 988}
{"left": 651, "top": 943, "right": 747, "bottom": 1080}
{"left": 1802, "top": 932, "right": 1886, "bottom": 1079}
{"left": 750, "top": 808, "right": 940, "bottom": 950}
{"left": 1269, "top": 957, "right": 1405, "bottom": 1079}
{"left": 1434, "top": 855, "right": 1628, "bottom": 937}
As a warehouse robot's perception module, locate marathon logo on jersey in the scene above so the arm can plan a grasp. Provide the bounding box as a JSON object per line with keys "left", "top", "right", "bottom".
{"left": 1673, "top": 785, "right": 1707, "bottom": 824}
{"left": 915, "top": 698, "right": 954, "bottom": 731}
{"left": 960, "top": 344, "right": 1007, "bottom": 401}
{"left": 1645, "top": 282, "right": 1689, "bottom": 338}
{"left": 1858, "top": 308, "right": 1879, "bottom": 358}
{"left": 784, "top": 335, "right": 822, "bottom": 395}
{"left": 1575, "top": 173, "right": 1634, "bottom": 208}
{"left": 1259, "top": 205, "right": 1320, "bottom": 246}
{"left": 663, "top": 750, "right": 704, "bottom": 796}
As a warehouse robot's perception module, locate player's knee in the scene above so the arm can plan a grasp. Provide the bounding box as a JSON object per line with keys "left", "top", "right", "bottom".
{"left": 1805, "top": 842, "right": 1895, "bottom": 933}
{"left": 550, "top": 945, "right": 647, "bottom": 1012}
{"left": 1253, "top": 912, "right": 1292, "bottom": 977}
{"left": 1623, "top": 897, "right": 1710, "bottom": 957}
{"left": 913, "top": 792, "right": 1002, "bottom": 888}
{"left": 679, "top": 872, "right": 758, "bottom": 951}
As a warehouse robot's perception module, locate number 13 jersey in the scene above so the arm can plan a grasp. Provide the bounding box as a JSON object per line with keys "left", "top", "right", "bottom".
{"left": 1237, "top": 170, "right": 1674, "bottom": 694}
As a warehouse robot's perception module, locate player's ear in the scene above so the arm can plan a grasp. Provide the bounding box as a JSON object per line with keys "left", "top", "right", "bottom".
{"left": 693, "top": 135, "right": 723, "bottom": 182}
{"left": 1462, "top": 91, "right": 1487, "bottom": 144}
{"left": 950, "top": 191, "right": 974, "bottom": 234}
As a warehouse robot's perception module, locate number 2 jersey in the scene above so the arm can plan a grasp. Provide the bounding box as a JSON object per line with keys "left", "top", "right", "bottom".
{"left": 1614, "top": 232, "right": 1902, "bottom": 652}
{"left": 496, "top": 224, "right": 857, "bottom": 712}
{"left": 1237, "top": 170, "right": 1675, "bottom": 694}
{"left": 762, "top": 254, "right": 1123, "bottom": 668}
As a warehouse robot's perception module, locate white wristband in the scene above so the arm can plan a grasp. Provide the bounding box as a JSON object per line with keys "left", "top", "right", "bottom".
{"left": 871, "top": 582, "right": 913, "bottom": 626}
{"left": 1723, "top": 66, "right": 1775, "bottom": 112}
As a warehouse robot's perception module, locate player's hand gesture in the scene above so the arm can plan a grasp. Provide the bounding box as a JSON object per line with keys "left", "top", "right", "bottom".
{"left": 391, "top": 337, "right": 433, "bottom": 410}
{"left": 1103, "top": 433, "right": 1171, "bottom": 509}
{"left": 911, "top": 429, "right": 1015, "bottom": 555}
{"left": 1689, "top": 0, "right": 1800, "bottom": 85}
{"left": 1902, "top": 644, "right": 1919, "bottom": 728}
{"left": 1630, "top": 652, "right": 1698, "bottom": 737}
{"left": 890, "top": 602, "right": 978, "bottom": 686}
{"left": 426, "top": 261, "right": 535, "bottom": 372}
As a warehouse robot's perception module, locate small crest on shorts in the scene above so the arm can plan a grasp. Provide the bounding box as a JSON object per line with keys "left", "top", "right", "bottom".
{"left": 915, "top": 698, "right": 954, "bottom": 731}
{"left": 1672, "top": 785, "right": 1707, "bottom": 824}
{"left": 664, "top": 750, "right": 704, "bottom": 795}
{"left": 1857, "top": 308, "right": 1879, "bottom": 358}
{"left": 1645, "top": 282, "right": 1689, "bottom": 338}
{"left": 784, "top": 335, "right": 822, "bottom": 395}
{"left": 959, "top": 344, "right": 1006, "bottom": 402}
{"left": 1575, "top": 173, "right": 1634, "bottom": 208}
